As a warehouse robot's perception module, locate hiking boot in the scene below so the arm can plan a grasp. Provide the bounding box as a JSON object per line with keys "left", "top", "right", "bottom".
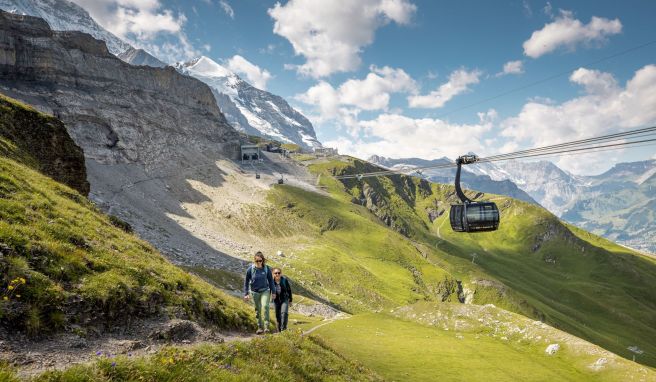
{"left": 263, "top": 328, "right": 270, "bottom": 334}
{"left": 256, "top": 328, "right": 264, "bottom": 335}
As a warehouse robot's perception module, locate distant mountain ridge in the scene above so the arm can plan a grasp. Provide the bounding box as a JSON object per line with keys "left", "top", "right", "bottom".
{"left": 175, "top": 57, "right": 321, "bottom": 150}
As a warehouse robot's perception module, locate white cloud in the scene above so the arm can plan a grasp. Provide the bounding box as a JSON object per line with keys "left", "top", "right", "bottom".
{"left": 295, "top": 81, "right": 340, "bottom": 117}
{"left": 338, "top": 66, "right": 417, "bottom": 110}
{"left": 73, "top": 0, "right": 184, "bottom": 39}
{"left": 219, "top": 0, "right": 235, "bottom": 19}
{"left": 226, "top": 55, "right": 272, "bottom": 90}
{"left": 72, "top": 0, "right": 199, "bottom": 63}
{"left": 324, "top": 114, "right": 492, "bottom": 160}
{"left": 497, "top": 60, "right": 524, "bottom": 77}
{"left": 408, "top": 68, "right": 481, "bottom": 108}
{"left": 268, "top": 0, "right": 416, "bottom": 78}
{"left": 500, "top": 64, "right": 656, "bottom": 172}
{"left": 295, "top": 65, "right": 417, "bottom": 130}
{"left": 523, "top": 10, "right": 622, "bottom": 58}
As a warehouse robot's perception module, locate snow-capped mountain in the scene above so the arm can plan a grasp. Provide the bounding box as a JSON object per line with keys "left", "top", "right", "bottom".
{"left": 473, "top": 160, "right": 586, "bottom": 216}
{"left": 0, "top": 0, "right": 163, "bottom": 67}
{"left": 175, "top": 56, "right": 321, "bottom": 150}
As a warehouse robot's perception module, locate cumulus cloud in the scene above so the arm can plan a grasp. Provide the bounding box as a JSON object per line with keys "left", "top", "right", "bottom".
{"left": 501, "top": 64, "right": 656, "bottom": 172}
{"left": 219, "top": 0, "right": 234, "bottom": 19}
{"left": 295, "top": 65, "right": 417, "bottom": 130}
{"left": 73, "top": 0, "right": 184, "bottom": 39}
{"left": 323, "top": 114, "right": 492, "bottom": 160}
{"left": 497, "top": 60, "right": 524, "bottom": 77}
{"left": 72, "top": 0, "right": 199, "bottom": 62}
{"left": 338, "top": 66, "right": 417, "bottom": 110}
{"left": 523, "top": 10, "right": 622, "bottom": 58}
{"left": 268, "top": 0, "right": 416, "bottom": 78}
{"left": 408, "top": 68, "right": 481, "bottom": 108}
{"left": 226, "top": 55, "right": 272, "bottom": 90}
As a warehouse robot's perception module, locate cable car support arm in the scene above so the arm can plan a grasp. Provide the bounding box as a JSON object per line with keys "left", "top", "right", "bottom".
{"left": 455, "top": 155, "right": 477, "bottom": 203}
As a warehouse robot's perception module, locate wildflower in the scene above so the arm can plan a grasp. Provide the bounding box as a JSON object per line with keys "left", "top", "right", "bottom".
{"left": 2, "top": 296, "right": 7, "bottom": 301}
{"left": 7, "top": 286, "right": 13, "bottom": 291}
{"left": 20, "top": 278, "right": 26, "bottom": 284}
{"left": 111, "top": 362, "right": 116, "bottom": 367}
{"left": 15, "top": 295, "right": 20, "bottom": 298}
{"left": 96, "top": 351, "right": 103, "bottom": 356}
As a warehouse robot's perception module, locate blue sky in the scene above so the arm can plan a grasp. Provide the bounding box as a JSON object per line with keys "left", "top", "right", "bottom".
{"left": 75, "top": 0, "right": 656, "bottom": 174}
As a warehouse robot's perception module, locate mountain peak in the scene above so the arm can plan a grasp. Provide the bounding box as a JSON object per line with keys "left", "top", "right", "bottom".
{"left": 185, "top": 56, "right": 234, "bottom": 78}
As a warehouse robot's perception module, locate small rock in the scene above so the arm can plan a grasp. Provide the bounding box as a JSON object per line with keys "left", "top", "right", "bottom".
{"left": 69, "top": 337, "right": 88, "bottom": 349}
{"left": 591, "top": 357, "right": 608, "bottom": 371}
{"left": 545, "top": 343, "right": 560, "bottom": 355}
{"left": 149, "top": 320, "right": 198, "bottom": 342}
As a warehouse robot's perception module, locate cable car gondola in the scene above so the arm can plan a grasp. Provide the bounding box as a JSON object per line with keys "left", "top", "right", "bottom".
{"left": 450, "top": 155, "right": 500, "bottom": 233}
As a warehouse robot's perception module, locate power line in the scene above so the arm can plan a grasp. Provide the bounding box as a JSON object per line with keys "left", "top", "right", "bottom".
{"left": 480, "top": 126, "right": 656, "bottom": 161}
{"left": 334, "top": 126, "right": 656, "bottom": 180}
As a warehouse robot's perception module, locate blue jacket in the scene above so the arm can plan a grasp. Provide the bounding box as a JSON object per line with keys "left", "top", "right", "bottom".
{"left": 244, "top": 265, "right": 275, "bottom": 295}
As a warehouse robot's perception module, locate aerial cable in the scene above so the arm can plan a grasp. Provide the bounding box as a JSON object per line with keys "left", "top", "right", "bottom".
{"left": 488, "top": 141, "right": 656, "bottom": 163}
{"left": 335, "top": 126, "right": 656, "bottom": 181}
{"left": 480, "top": 126, "right": 656, "bottom": 161}
{"left": 479, "top": 138, "right": 656, "bottom": 163}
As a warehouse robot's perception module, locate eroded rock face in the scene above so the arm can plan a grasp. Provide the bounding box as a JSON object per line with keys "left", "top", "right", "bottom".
{"left": 0, "top": 10, "right": 239, "bottom": 166}
{"left": 0, "top": 94, "right": 89, "bottom": 195}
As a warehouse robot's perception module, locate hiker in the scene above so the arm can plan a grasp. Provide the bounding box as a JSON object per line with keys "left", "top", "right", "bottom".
{"left": 244, "top": 251, "right": 276, "bottom": 334}
{"left": 272, "top": 267, "right": 293, "bottom": 332}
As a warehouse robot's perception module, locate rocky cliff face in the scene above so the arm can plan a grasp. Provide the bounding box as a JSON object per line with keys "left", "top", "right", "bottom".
{"left": 118, "top": 47, "right": 166, "bottom": 68}
{"left": 0, "top": 93, "right": 89, "bottom": 195}
{"left": 0, "top": 0, "right": 130, "bottom": 55}
{"left": 0, "top": 11, "right": 238, "bottom": 166}
{"left": 0, "top": 11, "right": 245, "bottom": 269}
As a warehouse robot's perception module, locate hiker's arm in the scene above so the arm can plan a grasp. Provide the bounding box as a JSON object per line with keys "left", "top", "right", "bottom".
{"left": 287, "top": 279, "right": 292, "bottom": 303}
{"left": 267, "top": 268, "right": 276, "bottom": 296}
{"left": 243, "top": 267, "right": 251, "bottom": 299}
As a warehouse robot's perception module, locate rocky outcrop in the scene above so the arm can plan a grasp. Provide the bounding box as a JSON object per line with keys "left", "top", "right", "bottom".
{"left": 0, "top": 10, "right": 239, "bottom": 166}
{"left": 0, "top": 93, "right": 89, "bottom": 195}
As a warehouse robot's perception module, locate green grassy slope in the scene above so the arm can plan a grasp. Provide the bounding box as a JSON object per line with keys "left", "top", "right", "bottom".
{"left": 314, "top": 304, "right": 655, "bottom": 382}
{"left": 232, "top": 176, "right": 466, "bottom": 314}
{"left": 305, "top": 157, "right": 656, "bottom": 367}
{"left": 1, "top": 332, "right": 380, "bottom": 382}
{"left": 0, "top": 96, "right": 255, "bottom": 335}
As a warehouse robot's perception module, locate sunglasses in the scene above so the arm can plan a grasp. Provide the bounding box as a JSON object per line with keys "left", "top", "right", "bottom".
{"left": 273, "top": 272, "right": 281, "bottom": 274}
{"left": 255, "top": 260, "right": 263, "bottom": 263}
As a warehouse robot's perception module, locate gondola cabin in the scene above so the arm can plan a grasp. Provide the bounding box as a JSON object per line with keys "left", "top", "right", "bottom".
{"left": 449, "top": 202, "right": 499, "bottom": 232}
{"left": 450, "top": 154, "right": 500, "bottom": 233}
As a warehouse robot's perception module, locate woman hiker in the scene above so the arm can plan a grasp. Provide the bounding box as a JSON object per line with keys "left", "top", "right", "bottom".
{"left": 272, "top": 267, "right": 293, "bottom": 332}
{"left": 243, "top": 252, "right": 276, "bottom": 334}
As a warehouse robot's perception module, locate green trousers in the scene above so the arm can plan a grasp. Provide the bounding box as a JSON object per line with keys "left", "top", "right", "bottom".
{"left": 251, "top": 290, "right": 271, "bottom": 329}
